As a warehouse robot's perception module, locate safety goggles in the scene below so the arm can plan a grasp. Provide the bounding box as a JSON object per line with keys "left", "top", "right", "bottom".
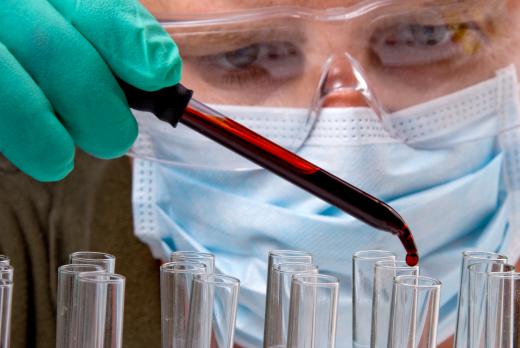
{"left": 131, "top": 1, "right": 520, "bottom": 167}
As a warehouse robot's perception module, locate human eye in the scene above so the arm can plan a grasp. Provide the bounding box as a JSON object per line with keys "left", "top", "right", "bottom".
{"left": 369, "top": 20, "right": 487, "bottom": 68}
{"left": 188, "top": 41, "right": 305, "bottom": 89}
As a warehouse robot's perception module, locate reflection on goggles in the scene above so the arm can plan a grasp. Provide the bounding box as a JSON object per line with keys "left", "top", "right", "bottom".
{"left": 370, "top": 21, "right": 484, "bottom": 67}
{"left": 161, "top": 1, "right": 511, "bottom": 111}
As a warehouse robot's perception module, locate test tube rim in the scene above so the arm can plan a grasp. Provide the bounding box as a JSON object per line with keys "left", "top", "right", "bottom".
{"left": 273, "top": 262, "right": 318, "bottom": 274}
{"left": 375, "top": 259, "right": 419, "bottom": 271}
{"left": 193, "top": 273, "right": 240, "bottom": 288}
{"left": 353, "top": 250, "right": 395, "bottom": 261}
{"left": 462, "top": 251, "right": 507, "bottom": 261}
{"left": 467, "top": 261, "right": 515, "bottom": 275}
{"left": 486, "top": 271, "right": 520, "bottom": 281}
{"left": 70, "top": 251, "right": 116, "bottom": 261}
{"left": 394, "top": 275, "right": 441, "bottom": 289}
{"left": 58, "top": 264, "right": 104, "bottom": 275}
{"left": 269, "top": 250, "right": 313, "bottom": 258}
{"left": 77, "top": 272, "right": 125, "bottom": 285}
{"left": 0, "top": 255, "right": 10, "bottom": 265}
{"left": 170, "top": 251, "right": 215, "bottom": 259}
{"left": 292, "top": 273, "right": 339, "bottom": 287}
{"left": 160, "top": 261, "right": 207, "bottom": 274}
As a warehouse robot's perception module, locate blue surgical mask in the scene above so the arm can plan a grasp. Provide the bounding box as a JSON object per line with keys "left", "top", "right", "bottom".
{"left": 131, "top": 66, "right": 520, "bottom": 348}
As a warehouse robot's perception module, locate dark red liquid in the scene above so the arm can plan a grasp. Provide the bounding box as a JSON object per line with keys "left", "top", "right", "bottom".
{"left": 398, "top": 226, "right": 419, "bottom": 266}
{"left": 180, "top": 105, "right": 419, "bottom": 265}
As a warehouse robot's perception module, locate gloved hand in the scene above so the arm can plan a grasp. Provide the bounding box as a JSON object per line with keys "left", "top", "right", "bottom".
{"left": 0, "top": 0, "right": 182, "bottom": 181}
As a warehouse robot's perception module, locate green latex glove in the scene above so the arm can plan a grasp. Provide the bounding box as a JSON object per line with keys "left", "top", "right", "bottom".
{"left": 0, "top": 0, "right": 182, "bottom": 181}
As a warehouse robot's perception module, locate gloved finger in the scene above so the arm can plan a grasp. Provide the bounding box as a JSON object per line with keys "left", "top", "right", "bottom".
{"left": 0, "top": 43, "right": 74, "bottom": 182}
{"left": 48, "top": 0, "right": 182, "bottom": 91}
{"left": 0, "top": 0, "right": 137, "bottom": 159}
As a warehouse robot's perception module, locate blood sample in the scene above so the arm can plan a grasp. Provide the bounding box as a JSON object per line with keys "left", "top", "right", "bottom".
{"left": 119, "top": 80, "right": 420, "bottom": 266}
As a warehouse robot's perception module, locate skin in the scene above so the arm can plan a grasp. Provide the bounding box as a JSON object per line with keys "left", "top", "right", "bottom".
{"left": 140, "top": 1, "right": 520, "bottom": 347}
{"left": 144, "top": 0, "right": 520, "bottom": 110}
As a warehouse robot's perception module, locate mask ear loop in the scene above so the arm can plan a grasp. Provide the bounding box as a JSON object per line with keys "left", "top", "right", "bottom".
{"left": 297, "top": 52, "right": 391, "bottom": 152}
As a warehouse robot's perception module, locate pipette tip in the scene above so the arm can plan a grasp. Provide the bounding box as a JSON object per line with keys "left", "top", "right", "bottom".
{"left": 397, "top": 225, "right": 419, "bottom": 266}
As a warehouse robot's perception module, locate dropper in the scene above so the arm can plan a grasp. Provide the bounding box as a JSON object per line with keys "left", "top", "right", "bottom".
{"left": 119, "top": 80, "right": 419, "bottom": 266}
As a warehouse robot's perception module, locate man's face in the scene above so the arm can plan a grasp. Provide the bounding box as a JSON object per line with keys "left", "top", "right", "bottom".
{"left": 140, "top": 0, "right": 520, "bottom": 112}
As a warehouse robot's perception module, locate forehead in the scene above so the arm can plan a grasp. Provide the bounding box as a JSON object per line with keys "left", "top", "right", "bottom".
{"left": 143, "top": 0, "right": 468, "bottom": 16}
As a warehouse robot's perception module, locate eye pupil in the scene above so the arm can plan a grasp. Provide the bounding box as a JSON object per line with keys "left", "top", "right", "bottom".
{"left": 411, "top": 24, "right": 448, "bottom": 46}
{"left": 423, "top": 25, "right": 435, "bottom": 35}
{"left": 225, "top": 45, "right": 260, "bottom": 68}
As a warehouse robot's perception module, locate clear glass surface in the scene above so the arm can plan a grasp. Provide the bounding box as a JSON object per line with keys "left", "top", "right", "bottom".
{"left": 56, "top": 264, "right": 104, "bottom": 348}
{"left": 186, "top": 273, "right": 240, "bottom": 348}
{"left": 454, "top": 251, "right": 508, "bottom": 348}
{"left": 371, "top": 260, "right": 419, "bottom": 348}
{"left": 76, "top": 272, "right": 126, "bottom": 348}
{"left": 264, "top": 262, "right": 318, "bottom": 348}
{"left": 287, "top": 273, "right": 340, "bottom": 348}
{"left": 0, "top": 261, "right": 12, "bottom": 347}
{"left": 352, "top": 250, "right": 395, "bottom": 348}
{"left": 388, "top": 275, "right": 441, "bottom": 348}
{"left": 69, "top": 251, "right": 116, "bottom": 273}
{"left": 170, "top": 251, "right": 216, "bottom": 274}
{"left": 129, "top": 0, "right": 519, "bottom": 168}
{"left": 467, "top": 261, "right": 514, "bottom": 348}
{"left": 264, "top": 250, "right": 313, "bottom": 348}
{"left": 0, "top": 266, "right": 13, "bottom": 282}
{"left": 0, "top": 256, "right": 9, "bottom": 267}
{"left": 0, "top": 280, "right": 13, "bottom": 348}
{"left": 158, "top": 2, "right": 509, "bottom": 112}
{"left": 486, "top": 272, "right": 520, "bottom": 348}
{"left": 160, "top": 261, "right": 207, "bottom": 348}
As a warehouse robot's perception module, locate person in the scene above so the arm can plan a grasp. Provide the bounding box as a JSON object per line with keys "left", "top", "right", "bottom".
{"left": 0, "top": 0, "right": 519, "bottom": 347}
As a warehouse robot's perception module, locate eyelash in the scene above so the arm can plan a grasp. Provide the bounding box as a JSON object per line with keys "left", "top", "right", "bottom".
{"left": 218, "top": 66, "right": 272, "bottom": 87}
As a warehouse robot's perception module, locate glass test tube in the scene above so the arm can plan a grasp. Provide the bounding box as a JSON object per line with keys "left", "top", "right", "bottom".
{"left": 170, "top": 251, "right": 216, "bottom": 274}
{"left": 264, "top": 250, "right": 314, "bottom": 348}
{"left": 0, "top": 279, "right": 13, "bottom": 348}
{"left": 0, "top": 263, "right": 13, "bottom": 348}
{"left": 353, "top": 250, "right": 395, "bottom": 348}
{"left": 371, "top": 260, "right": 419, "bottom": 348}
{"left": 70, "top": 251, "right": 116, "bottom": 273}
{"left": 467, "top": 261, "right": 514, "bottom": 348}
{"left": 486, "top": 272, "right": 520, "bottom": 348}
{"left": 287, "top": 273, "right": 340, "bottom": 348}
{"left": 56, "top": 264, "right": 104, "bottom": 348}
{"left": 0, "top": 257, "right": 12, "bottom": 283}
{"left": 76, "top": 272, "right": 126, "bottom": 348}
{"left": 160, "top": 261, "right": 207, "bottom": 348}
{"left": 454, "top": 251, "right": 507, "bottom": 348}
{"left": 186, "top": 273, "right": 240, "bottom": 348}
{"left": 388, "top": 275, "right": 441, "bottom": 348}
{"left": 264, "top": 262, "right": 318, "bottom": 348}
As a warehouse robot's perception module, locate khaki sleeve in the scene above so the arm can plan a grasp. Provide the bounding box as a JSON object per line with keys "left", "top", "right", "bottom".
{"left": 0, "top": 151, "right": 161, "bottom": 347}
